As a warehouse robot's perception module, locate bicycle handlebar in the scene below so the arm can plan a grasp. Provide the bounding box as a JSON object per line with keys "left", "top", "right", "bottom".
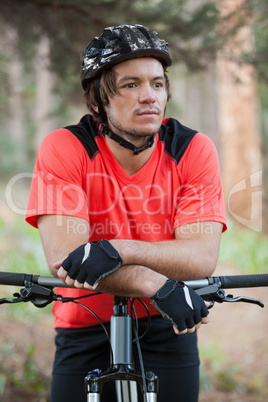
{"left": 185, "top": 273, "right": 268, "bottom": 290}
{"left": 216, "top": 274, "right": 268, "bottom": 289}
{"left": 0, "top": 271, "right": 268, "bottom": 290}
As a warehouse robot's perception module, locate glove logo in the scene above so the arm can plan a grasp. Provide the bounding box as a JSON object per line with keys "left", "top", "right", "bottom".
{"left": 62, "top": 239, "right": 122, "bottom": 287}
{"left": 183, "top": 286, "right": 194, "bottom": 310}
{"left": 82, "top": 243, "right": 91, "bottom": 264}
{"left": 151, "top": 279, "right": 209, "bottom": 333}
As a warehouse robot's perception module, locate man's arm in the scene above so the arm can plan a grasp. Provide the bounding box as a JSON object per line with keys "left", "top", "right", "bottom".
{"left": 37, "top": 214, "right": 167, "bottom": 295}
{"left": 85, "top": 221, "right": 222, "bottom": 297}
{"left": 37, "top": 215, "right": 90, "bottom": 278}
{"left": 53, "top": 218, "right": 222, "bottom": 297}
{"left": 39, "top": 214, "right": 219, "bottom": 334}
{"left": 38, "top": 215, "right": 222, "bottom": 298}
{"left": 109, "top": 221, "right": 223, "bottom": 287}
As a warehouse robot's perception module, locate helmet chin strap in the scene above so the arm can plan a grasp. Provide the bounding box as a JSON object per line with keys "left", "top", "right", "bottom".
{"left": 95, "top": 78, "right": 155, "bottom": 155}
{"left": 100, "top": 123, "right": 155, "bottom": 155}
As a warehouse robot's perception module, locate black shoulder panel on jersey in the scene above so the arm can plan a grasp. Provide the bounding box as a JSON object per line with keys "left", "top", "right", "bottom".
{"left": 64, "top": 114, "right": 99, "bottom": 160}
{"left": 159, "top": 118, "right": 198, "bottom": 164}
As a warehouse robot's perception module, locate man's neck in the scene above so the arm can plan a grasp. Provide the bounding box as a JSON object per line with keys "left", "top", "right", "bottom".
{"left": 105, "top": 134, "right": 156, "bottom": 176}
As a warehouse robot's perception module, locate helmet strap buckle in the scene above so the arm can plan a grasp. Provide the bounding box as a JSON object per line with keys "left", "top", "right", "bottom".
{"left": 101, "top": 124, "right": 155, "bottom": 155}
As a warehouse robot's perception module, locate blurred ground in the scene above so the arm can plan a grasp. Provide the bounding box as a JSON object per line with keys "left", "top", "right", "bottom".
{"left": 0, "top": 264, "right": 267, "bottom": 402}
{"left": 198, "top": 265, "right": 268, "bottom": 401}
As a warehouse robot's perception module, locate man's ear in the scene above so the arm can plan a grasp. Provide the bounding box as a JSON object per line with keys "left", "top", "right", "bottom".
{"left": 92, "top": 105, "right": 99, "bottom": 113}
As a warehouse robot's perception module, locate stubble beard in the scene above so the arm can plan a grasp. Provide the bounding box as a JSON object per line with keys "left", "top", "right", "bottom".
{"left": 107, "top": 107, "right": 161, "bottom": 145}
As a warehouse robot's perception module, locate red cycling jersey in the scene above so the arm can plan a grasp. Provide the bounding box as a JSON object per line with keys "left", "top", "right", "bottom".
{"left": 26, "top": 115, "right": 227, "bottom": 328}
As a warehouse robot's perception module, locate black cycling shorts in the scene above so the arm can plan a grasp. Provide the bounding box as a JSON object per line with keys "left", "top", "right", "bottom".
{"left": 51, "top": 316, "right": 200, "bottom": 402}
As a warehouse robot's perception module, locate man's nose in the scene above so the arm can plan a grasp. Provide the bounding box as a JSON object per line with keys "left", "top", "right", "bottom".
{"left": 139, "top": 84, "right": 156, "bottom": 103}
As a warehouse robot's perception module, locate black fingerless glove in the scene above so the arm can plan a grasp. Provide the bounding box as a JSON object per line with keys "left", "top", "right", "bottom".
{"left": 151, "top": 278, "right": 209, "bottom": 333}
{"left": 61, "top": 239, "right": 122, "bottom": 287}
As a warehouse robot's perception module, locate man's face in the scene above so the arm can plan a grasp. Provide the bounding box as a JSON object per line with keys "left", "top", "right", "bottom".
{"left": 106, "top": 57, "right": 168, "bottom": 140}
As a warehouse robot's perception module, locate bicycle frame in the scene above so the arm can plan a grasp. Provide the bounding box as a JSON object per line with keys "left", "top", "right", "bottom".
{"left": 85, "top": 296, "right": 158, "bottom": 402}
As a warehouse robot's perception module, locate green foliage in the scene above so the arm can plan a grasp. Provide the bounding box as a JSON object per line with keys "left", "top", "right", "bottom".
{"left": 0, "top": 0, "right": 267, "bottom": 181}
{"left": 0, "top": 215, "right": 52, "bottom": 319}
{"left": 0, "top": 0, "right": 253, "bottom": 79}
{"left": 0, "top": 0, "right": 264, "bottom": 80}
{"left": 199, "top": 343, "right": 241, "bottom": 393}
{"left": 0, "top": 342, "right": 50, "bottom": 400}
{"left": 215, "top": 367, "right": 242, "bottom": 392}
{"left": 0, "top": 137, "right": 20, "bottom": 178}
{"left": 250, "top": 0, "right": 268, "bottom": 82}
{"left": 0, "top": 217, "right": 47, "bottom": 272}
{"left": 0, "top": 214, "right": 51, "bottom": 399}
{"left": 219, "top": 220, "right": 268, "bottom": 274}
{"left": 0, "top": 54, "right": 9, "bottom": 123}
{"left": 199, "top": 342, "right": 268, "bottom": 397}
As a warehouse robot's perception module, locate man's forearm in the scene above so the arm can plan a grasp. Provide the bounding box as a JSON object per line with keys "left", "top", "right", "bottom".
{"left": 110, "top": 230, "right": 221, "bottom": 282}
{"left": 96, "top": 222, "right": 223, "bottom": 297}
{"left": 51, "top": 218, "right": 223, "bottom": 294}
{"left": 95, "top": 264, "right": 167, "bottom": 298}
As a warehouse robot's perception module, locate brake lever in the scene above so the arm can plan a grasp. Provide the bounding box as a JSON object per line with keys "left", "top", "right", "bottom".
{"left": 0, "top": 296, "right": 24, "bottom": 304}
{"left": 195, "top": 284, "right": 264, "bottom": 308}
{"left": 223, "top": 294, "right": 264, "bottom": 308}
{"left": 0, "top": 283, "right": 56, "bottom": 308}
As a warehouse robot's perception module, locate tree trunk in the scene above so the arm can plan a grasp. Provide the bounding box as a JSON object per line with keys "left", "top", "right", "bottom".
{"left": 4, "top": 24, "right": 27, "bottom": 167}
{"left": 217, "top": 0, "right": 263, "bottom": 232}
{"left": 33, "top": 36, "right": 57, "bottom": 153}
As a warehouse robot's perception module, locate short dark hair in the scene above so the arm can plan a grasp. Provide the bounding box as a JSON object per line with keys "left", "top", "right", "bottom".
{"left": 83, "top": 62, "right": 171, "bottom": 125}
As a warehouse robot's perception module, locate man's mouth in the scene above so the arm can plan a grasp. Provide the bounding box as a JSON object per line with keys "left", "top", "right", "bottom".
{"left": 137, "top": 110, "right": 159, "bottom": 116}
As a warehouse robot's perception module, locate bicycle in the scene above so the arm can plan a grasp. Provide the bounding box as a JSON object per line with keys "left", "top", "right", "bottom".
{"left": 0, "top": 271, "right": 267, "bottom": 401}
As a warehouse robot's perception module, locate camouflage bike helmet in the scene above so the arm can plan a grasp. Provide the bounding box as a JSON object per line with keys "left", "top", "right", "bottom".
{"left": 80, "top": 24, "right": 172, "bottom": 90}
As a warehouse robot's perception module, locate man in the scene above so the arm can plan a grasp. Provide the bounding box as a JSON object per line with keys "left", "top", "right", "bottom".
{"left": 26, "top": 24, "right": 227, "bottom": 402}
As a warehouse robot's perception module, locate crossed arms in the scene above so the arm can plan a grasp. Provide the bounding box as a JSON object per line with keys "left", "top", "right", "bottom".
{"left": 37, "top": 215, "right": 222, "bottom": 296}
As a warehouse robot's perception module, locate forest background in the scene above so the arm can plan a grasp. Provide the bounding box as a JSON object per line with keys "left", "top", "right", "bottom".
{"left": 0, "top": 0, "right": 268, "bottom": 401}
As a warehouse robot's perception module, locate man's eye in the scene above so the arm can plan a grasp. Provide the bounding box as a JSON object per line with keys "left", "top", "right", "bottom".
{"left": 125, "top": 83, "right": 136, "bottom": 88}
{"left": 154, "top": 82, "right": 163, "bottom": 88}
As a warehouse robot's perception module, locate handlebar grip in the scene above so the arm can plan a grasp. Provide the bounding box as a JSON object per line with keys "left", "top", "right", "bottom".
{"left": 0, "top": 272, "right": 35, "bottom": 286}
{"left": 219, "top": 273, "right": 268, "bottom": 289}
{"left": 0, "top": 272, "right": 70, "bottom": 288}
